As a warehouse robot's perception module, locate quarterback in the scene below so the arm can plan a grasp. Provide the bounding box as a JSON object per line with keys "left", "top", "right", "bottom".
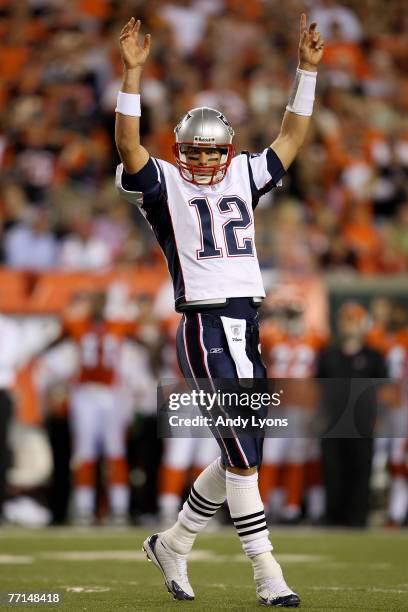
{"left": 115, "top": 14, "right": 324, "bottom": 608}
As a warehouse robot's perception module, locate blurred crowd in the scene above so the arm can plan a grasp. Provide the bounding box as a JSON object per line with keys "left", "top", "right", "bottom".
{"left": 0, "top": 0, "right": 408, "bottom": 276}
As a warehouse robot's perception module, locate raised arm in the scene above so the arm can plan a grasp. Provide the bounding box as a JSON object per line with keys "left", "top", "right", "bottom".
{"left": 115, "top": 18, "right": 151, "bottom": 174}
{"left": 270, "top": 14, "right": 324, "bottom": 170}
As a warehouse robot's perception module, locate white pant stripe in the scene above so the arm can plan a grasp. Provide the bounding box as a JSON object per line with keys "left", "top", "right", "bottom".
{"left": 197, "top": 313, "right": 250, "bottom": 469}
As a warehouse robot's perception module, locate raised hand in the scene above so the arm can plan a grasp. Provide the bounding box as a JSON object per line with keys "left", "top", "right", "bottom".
{"left": 298, "top": 13, "right": 324, "bottom": 70}
{"left": 119, "top": 17, "right": 151, "bottom": 70}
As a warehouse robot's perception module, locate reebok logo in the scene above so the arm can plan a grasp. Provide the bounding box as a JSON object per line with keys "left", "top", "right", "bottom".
{"left": 209, "top": 347, "right": 223, "bottom": 354}
{"left": 193, "top": 136, "right": 216, "bottom": 144}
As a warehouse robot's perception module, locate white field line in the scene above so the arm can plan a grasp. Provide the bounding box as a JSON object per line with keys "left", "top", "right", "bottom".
{"left": 0, "top": 554, "right": 33, "bottom": 564}
{"left": 0, "top": 550, "right": 328, "bottom": 564}
{"left": 38, "top": 550, "right": 327, "bottom": 563}
{"left": 307, "top": 586, "right": 408, "bottom": 595}
{"left": 65, "top": 587, "right": 111, "bottom": 593}
{"left": 208, "top": 584, "right": 408, "bottom": 595}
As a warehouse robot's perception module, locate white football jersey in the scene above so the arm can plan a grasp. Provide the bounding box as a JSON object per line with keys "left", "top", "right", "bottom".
{"left": 116, "top": 148, "right": 285, "bottom": 309}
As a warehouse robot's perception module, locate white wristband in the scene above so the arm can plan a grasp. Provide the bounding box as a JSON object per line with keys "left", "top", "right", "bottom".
{"left": 286, "top": 68, "right": 317, "bottom": 117}
{"left": 115, "top": 91, "right": 141, "bottom": 116}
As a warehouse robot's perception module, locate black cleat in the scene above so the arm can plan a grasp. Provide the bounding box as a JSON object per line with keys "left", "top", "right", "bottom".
{"left": 259, "top": 593, "right": 301, "bottom": 607}
{"left": 257, "top": 578, "right": 300, "bottom": 607}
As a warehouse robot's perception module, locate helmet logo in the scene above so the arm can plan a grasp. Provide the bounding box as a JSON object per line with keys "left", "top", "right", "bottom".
{"left": 217, "top": 112, "right": 234, "bottom": 136}
{"left": 217, "top": 112, "right": 229, "bottom": 125}
{"left": 175, "top": 112, "right": 193, "bottom": 134}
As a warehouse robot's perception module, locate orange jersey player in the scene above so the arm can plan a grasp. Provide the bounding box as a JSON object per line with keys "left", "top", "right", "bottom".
{"left": 45, "top": 292, "right": 136, "bottom": 525}
{"left": 64, "top": 316, "right": 135, "bottom": 386}
{"left": 366, "top": 300, "right": 408, "bottom": 526}
{"left": 261, "top": 301, "right": 327, "bottom": 411}
{"left": 262, "top": 321, "right": 327, "bottom": 379}
{"left": 259, "top": 300, "right": 328, "bottom": 523}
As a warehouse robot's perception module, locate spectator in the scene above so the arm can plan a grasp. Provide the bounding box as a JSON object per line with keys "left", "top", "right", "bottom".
{"left": 59, "top": 216, "right": 112, "bottom": 270}
{"left": 316, "top": 302, "right": 387, "bottom": 527}
{"left": 310, "top": 0, "right": 363, "bottom": 42}
{"left": 4, "top": 210, "right": 58, "bottom": 270}
{"left": 158, "top": 0, "right": 219, "bottom": 57}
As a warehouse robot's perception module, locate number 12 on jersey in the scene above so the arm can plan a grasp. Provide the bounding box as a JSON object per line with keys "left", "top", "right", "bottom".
{"left": 189, "top": 195, "right": 254, "bottom": 259}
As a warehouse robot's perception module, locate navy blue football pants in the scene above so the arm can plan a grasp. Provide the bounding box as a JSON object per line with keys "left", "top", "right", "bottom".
{"left": 176, "top": 298, "right": 266, "bottom": 469}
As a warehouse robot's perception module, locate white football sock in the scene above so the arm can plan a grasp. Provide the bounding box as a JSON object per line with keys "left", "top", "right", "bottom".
{"left": 73, "top": 486, "right": 94, "bottom": 517}
{"left": 389, "top": 476, "right": 408, "bottom": 524}
{"left": 162, "top": 457, "right": 226, "bottom": 554}
{"left": 269, "top": 488, "right": 285, "bottom": 520}
{"left": 108, "top": 484, "right": 129, "bottom": 516}
{"left": 158, "top": 493, "right": 180, "bottom": 523}
{"left": 226, "top": 470, "right": 282, "bottom": 583}
{"left": 252, "top": 551, "right": 283, "bottom": 584}
{"left": 306, "top": 485, "right": 325, "bottom": 521}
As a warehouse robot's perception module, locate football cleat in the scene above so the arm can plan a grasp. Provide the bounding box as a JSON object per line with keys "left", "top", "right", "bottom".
{"left": 256, "top": 577, "right": 300, "bottom": 607}
{"left": 142, "top": 533, "right": 195, "bottom": 601}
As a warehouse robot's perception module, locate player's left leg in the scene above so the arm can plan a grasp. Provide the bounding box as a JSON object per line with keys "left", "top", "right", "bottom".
{"left": 216, "top": 309, "right": 299, "bottom": 607}
{"left": 225, "top": 442, "right": 299, "bottom": 608}
{"left": 102, "top": 386, "right": 130, "bottom": 524}
{"left": 305, "top": 438, "right": 325, "bottom": 523}
{"left": 280, "top": 418, "right": 308, "bottom": 523}
{"left": 158, "top": 437, "right": 195, "bottom": 526}
{"left": 388, "top": 436, "right": 408, "bottom": 526}
{"left": 70, "top": 385, "right": 100, "bottom": 524}
{"left": 259, "top": 437, "right": 288, "bottom": 520}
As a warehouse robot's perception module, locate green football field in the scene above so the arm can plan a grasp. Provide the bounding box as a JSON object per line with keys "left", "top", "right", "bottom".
{"left": 0, "top": 527, "right": 407, "bottom": 611}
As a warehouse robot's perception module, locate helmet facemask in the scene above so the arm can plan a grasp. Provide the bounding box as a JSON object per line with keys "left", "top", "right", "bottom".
{"left": 173, "top": 143, "right": 235, "bottom": 185}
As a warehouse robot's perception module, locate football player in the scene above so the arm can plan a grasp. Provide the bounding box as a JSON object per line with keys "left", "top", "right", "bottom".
{"left": 260, "top": 294, "right": 327, "bottom": 523}
{"left": 115, "top": 14, "right": 324, "bottom": 607}
{"left": 366, "top": 299, "right": 408, "bottom": 527}
{"left": 42, "top": 292, "right": 135, "bottom": 525}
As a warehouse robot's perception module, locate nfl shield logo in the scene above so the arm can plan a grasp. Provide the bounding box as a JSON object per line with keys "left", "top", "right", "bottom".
{"left": 231, "top": 324, "right": 242, "bottom": 337}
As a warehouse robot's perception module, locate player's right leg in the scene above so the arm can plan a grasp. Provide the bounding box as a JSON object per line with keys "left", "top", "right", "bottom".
{"left": 224, "top": 441, "right": 300, "bottom": 608}
{"left": 70, "top": 385, "right": 99, "bottom": 525}
{"left": 158, "top": 437, "right": 195, "bottom": 526}
{"left": 102, "top": 386, "right": 130, "bottom": 525}
{"left": 143, "top": 456, "right": 226, "bottom": 600}
{"left": 388, "top": 437, "right": 408, "bottom": 526}
{"left": 259, "top": 437, "right": 287, "bottom": 520}
{"left": 143, "top": 315, "right": 228, "bottom": 600}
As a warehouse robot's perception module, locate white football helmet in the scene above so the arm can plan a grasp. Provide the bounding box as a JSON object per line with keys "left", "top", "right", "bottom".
{"left": 173, "top": 107, "right": 235, "bottom": 185}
